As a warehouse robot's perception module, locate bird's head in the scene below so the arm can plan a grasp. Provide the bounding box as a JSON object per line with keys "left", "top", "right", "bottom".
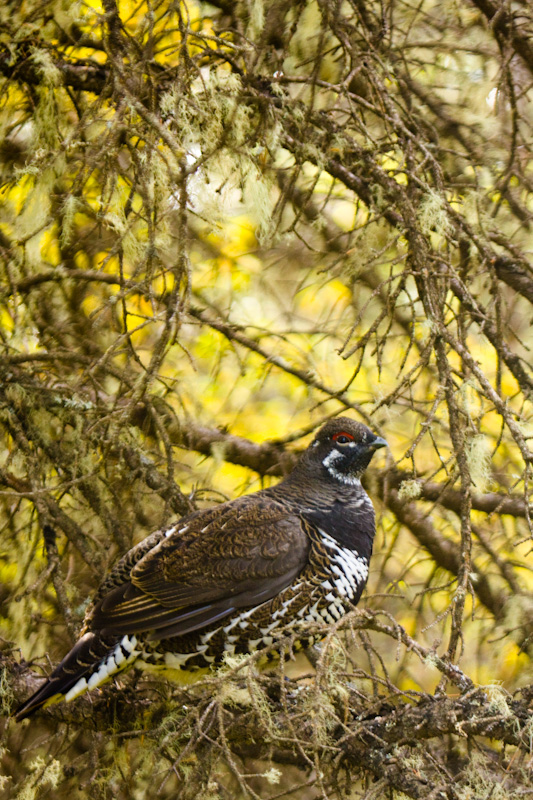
{"left": 307, "top": 417, "right": 387, "bottom": 485}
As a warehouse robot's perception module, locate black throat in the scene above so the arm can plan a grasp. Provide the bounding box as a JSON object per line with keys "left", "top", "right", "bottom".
{"left": 270, "top": 475, "right": 376, "bottom": 559}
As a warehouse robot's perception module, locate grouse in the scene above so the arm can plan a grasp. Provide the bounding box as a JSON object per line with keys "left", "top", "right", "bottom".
{"left": 14, "top": 417, "right": 386, "bottom": 720}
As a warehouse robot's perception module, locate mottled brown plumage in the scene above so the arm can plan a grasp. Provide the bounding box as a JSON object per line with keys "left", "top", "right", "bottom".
{"left": 14, "top": 417, "right": 386, "bottom": 720}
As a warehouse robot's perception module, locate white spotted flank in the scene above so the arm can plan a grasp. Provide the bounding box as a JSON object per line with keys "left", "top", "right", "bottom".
{"left": 319, "top": 529, "right": 368, "bottom": 599}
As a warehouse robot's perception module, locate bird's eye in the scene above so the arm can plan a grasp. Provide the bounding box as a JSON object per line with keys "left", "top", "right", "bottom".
{"left": 332, "top": 432, "right": 355, "bottom": 445}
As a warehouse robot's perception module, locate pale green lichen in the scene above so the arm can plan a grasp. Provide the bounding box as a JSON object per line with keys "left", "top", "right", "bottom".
{"left": 219, "top": 684, "right": 252, "bottom": 708}
{"left": 457, "top": 378, "right": 479, "bottom": 418}
{"left": 301, "top": 689, "right": 337, "bottom": 747}
{"left": 219, "top": 651, "right": 250, "bottom": 674}
{"left": 60, "top": 195, "right": 82, "bottom": 246}
{"left": 0, "top": 668, "right": 14, "bottom": 715}
{"left": 4, "top": 383, "right": 28, "bottom": 411}
{"left": 31, "top": 50, "right": 61, "bottom": 87}
{"left": 243, "top": 164, "right": 274, "bottom": 244}
{"left": 397, "top": 479, "right": 422, "bottom": 501}
{"left": 465, "top": 434, "right": 492, "bottom": 492}
{"left": 522, "top": 715, "right": 533, "bottom": 753}
{"left": 418, "top": 190, "right": 451, "bottom": 237}
{"left": 160, "top": 87, "right": 179, "bottom": 119}
{"left": 262, "top": 767, "right": 282, "bottom": 785}
{"left": 455, "top": 752, "right": 508, "bottom": 800}
{"left": 16, "top": 757, "right": 62, "bottom": 800}
{"left": 423, "top": 652, "right": 440, "bottom": 670}
{"left": 482, "top": 681, "right": 511, "bottom": 718}
{"left": 53, "top": 394, "right": 95, "bottom": 411}
{"left": 246, "top": 0, "right": 265, "bottom": 38}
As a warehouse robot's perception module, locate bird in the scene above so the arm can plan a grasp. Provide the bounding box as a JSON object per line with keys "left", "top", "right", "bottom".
{"left": 14, "top": 417, "right": 387, "bottom": 720}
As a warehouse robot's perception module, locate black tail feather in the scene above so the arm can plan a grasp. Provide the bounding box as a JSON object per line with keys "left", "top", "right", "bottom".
{"left": 13, "top": 632, "right": 115, "bottom": 721}
{"left": 13, "top": 670, "right": 89, "bottom": 721}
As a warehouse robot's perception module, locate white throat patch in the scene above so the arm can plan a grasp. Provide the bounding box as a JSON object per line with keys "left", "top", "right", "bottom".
{"left": 322, "top": 450, "right": 361, "bottom": 486}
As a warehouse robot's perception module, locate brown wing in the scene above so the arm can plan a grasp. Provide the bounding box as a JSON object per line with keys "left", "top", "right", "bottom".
{"left": 88, "top": 493, "right": 310, "bottom": 639}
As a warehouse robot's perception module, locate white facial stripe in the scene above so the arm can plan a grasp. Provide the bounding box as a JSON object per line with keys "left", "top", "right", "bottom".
{"left": 322, "top": 449, "right": 362, "bottom": 486}
{"left": 322, "top": 450, "right": 342, "bottom": 469}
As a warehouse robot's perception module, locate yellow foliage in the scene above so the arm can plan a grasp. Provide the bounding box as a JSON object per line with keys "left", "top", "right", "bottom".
{"left": 380, "top": 152, "right": 408, "bottom": 185}
{"left": 39, "top": 228, "right": 61, "bottom": 266}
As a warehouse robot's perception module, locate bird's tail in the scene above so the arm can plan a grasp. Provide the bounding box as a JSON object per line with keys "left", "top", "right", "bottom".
{"left": 13, "top": 631, "right": 140, "bottom": 721}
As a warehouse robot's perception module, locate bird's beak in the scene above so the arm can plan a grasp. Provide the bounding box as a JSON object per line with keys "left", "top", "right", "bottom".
{"left": 369, "top": 436, "right": 388, "bottom": 451}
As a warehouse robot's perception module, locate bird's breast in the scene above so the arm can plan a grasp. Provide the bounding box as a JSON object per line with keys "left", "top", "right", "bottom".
{"left": 312, "top": 528, "right": 369, "bottom": 600}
